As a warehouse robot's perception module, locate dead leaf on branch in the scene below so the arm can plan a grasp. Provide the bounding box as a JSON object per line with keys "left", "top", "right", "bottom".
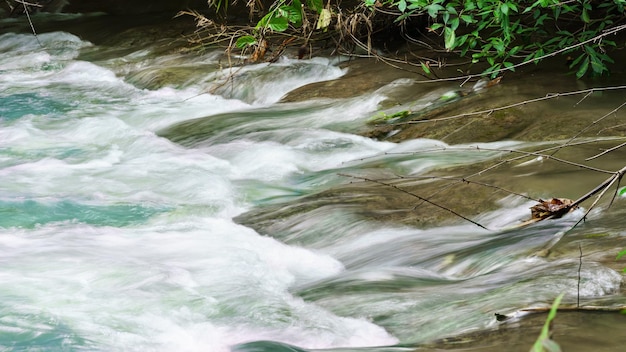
{"left": 530, "top": 198, "right": 577, "bottom": 221}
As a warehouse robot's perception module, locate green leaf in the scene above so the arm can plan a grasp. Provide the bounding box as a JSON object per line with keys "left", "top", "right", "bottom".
{"left": 590, "top": 56, "right": 606, "bottom": 75}
{"left": 306, "top": 0, "right": 323, "bottom": 13}
{"left": 484, "top": 63, "right": 501, "bottom": 79}
{"left": 581, "top": 8, "right": 590, "bottom": 23}
{"left": 235, "top": 35, "right": 257, "bottom": 49}
{"left": 492, "top": 38, "right": 506, "bottom": 55}
{"left": 429, "top": 23, "right": 444, "bottom": 31}
{"left": 256, "top": 12, "right": 272, "bottom": 29}
{"left": 407, "top": 2, "right": 423, "bottom": 10}
{"left": 618, "top": 187, "right": 626, "bottom": 197}
{"left": 503, "top": 61, "right": 515, "bottom": 71}
{"left": 420, "top": 62, "right": 431, "bottom": 75}
{"left": 279, "top": 5, "right": 302, "bottom": 26}
{"left": 444, "top": 26, "right": 456, "bottom": 49}
{"left": 460, "top": 14, "right": 474, "bottom": 23}
{"left": 535, "top": 13, "right": 548, "bottom": 25}
{"left": 398, "top": 0, "right": 407, "bottom": 12}
{"left": 456, "top": 34, "right": 468, "bottom": 48}
{"left": 427, "top": 4, "right": 444, "bottom": 18}
{"left": 291, "top": 0, "right": 304, "bottom": 25}
{"left": 501, "top": 3, "right": 509, "bottom": 15}
{"left": 293, "top": 0, "right": 302, "bottom": 10}
{"left": 530, "top": 293, "right": 564, "bottom": 352}
{"left": 268, "top": 16, "right": 289, "bottom": 32}
{"left": 449, "top": 17, "right": 460, "bottom": 31}
{"left": 576, "top": 57, "right": 589, "bottom": 78}
{"left": 523, "top": 51, "right": 536, "bottom": 63}
{"left": 553, "top": 5, "right": 561, "bottom": 19}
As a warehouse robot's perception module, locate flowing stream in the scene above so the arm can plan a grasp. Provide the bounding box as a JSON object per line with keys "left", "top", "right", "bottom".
{"left": 1, "top": 14, "right": 625, "bottom": 352}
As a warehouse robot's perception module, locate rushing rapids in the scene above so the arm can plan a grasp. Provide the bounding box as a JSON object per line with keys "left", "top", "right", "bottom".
{"left": 1, "top": 14, "right": 625, "bottom": 352}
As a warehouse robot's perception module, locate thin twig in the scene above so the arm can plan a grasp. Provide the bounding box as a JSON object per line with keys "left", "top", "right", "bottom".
{"left": 453, "top": 146, "right": 615, "bottom": 175}
{"left": 352, "top": 139, "right": 622, "bottom": 213}
{"left": 577, "top": 244, "right": 582, "bottom": 308}
{"left": 585, "top": 141, "right": 626, "bottom": 161}
{"left": 520, "top": 305, "right": 626, "bottom": 313}
{"left": 339, "top": 173, "right": 490, "bottom": 230}
{"left": 571, "top": 165, "right": 626, "bottom": 208}
{"left": 391, "top": 174, "right": 538, "bottom": 202}
{"left": 394, "top": 85, "right": 626, "bottom": 126}
{"left": 550, "top": 100, "right": 626, "bottom": 157}
{"left": 16, "top": 0, "right": 42, "bottom": 47}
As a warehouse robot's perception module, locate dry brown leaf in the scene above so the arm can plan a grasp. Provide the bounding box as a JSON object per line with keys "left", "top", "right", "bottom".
{"left": 530, "top": 198, "right": 576, "bottom": 220}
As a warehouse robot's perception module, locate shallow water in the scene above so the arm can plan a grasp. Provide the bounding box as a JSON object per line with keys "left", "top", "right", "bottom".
{"left": 1, "top": 14, "right": 624, "bottom": 352}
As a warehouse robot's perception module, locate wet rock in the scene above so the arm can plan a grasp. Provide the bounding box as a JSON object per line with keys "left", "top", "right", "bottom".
{"left": 420, "top": 310, "right": 626, "bottom": 352}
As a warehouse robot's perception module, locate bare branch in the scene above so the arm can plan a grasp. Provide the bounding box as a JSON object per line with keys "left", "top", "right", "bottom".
{"left": 550, "top": 100, "right": 626, "bottom": 157}
{"left": 570, "top": 165, "right": 626, "bottom": 209}
{"left": 392, "top": 174, "right": 538, "bottom": 202}
{"left": 339, "top": 173, "right": 491, "bottom": 230}
{"left": 577, "top": 244, "right": 582, "bottom": 308}
{"left": 585, "top": 141, "right": 626, "bottom": 161}
{"left": 394, "top": 85, "right": 626, "bottom": 126}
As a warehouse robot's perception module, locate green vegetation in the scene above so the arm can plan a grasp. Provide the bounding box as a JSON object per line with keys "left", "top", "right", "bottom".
{"left": 374, "top": 0, "right": 626, "bottom": 78}
{"left": 530, "top": 293, "right": 563, "bottom": 352}
{"left": 234, "top": 0, "right": 328, "bottom": 49}
{"left": 187, "top": 0, "right": 626, "bottom": 78}
{"left": 618, "top": 249, "right": 626, "bottom": 273}
{"left": 369, "top": 109, "right": 412, "bottom": 122}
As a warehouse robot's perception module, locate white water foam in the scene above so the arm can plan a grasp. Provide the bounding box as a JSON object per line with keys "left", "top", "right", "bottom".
{"left": 0, "top": 30, "right": 401, "bottom": 351}
{"left": 0, "top": 215, "right": 399, "bottom": 351}
{"left": 207, "top": 56, "right": 348, "bottom": 105}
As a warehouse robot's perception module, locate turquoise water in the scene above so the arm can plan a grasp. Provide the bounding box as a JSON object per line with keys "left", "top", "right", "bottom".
{"left": 0, "top": 199, "right": 165, "bottom": 228}
{"left": 0, "top": 93, "right": 75, "bottom": 120}
{"left": 0, "top": 16, "right": 624, "bottom": 352}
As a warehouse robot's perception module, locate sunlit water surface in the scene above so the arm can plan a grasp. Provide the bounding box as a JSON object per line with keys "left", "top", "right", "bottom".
{"left": 0, "top": 19, "right": 624, "bottom": 352}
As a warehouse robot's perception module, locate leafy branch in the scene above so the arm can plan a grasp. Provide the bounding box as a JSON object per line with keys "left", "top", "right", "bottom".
{"left": 371, "top": 0, "right": 626, "bottom": 78}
